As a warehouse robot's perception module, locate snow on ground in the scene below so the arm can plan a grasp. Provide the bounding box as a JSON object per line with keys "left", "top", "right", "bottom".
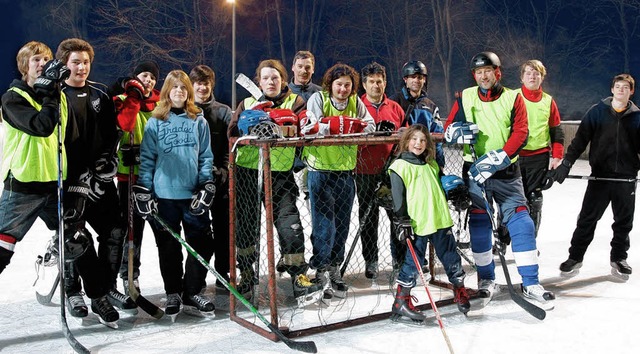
{"left": 0, "top": 159, "right": 638, "bottom": 354}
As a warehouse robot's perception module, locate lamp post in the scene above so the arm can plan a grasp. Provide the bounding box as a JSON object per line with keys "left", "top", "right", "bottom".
{"left": 227, "top": 0, "right": 236, "bottom": 111}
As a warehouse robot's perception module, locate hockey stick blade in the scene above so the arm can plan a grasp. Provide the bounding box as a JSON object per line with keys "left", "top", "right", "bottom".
{"left": 496, "top": 251, "right": 546, "bottom": 320}
{"left": 235, "top": 73, "right": 264, "bottom": 101}
{"left": 36, "top": 272, "right": 60, "bottom": 305}
{"left": 152, "top": 214, "right": 318, "bottom": 353}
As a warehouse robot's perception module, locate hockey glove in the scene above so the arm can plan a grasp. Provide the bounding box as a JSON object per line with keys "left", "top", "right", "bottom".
{"left": 247, "top": 100, "right": 274, "bottom": 111}
{"left": 299, "top": 110, "right": 319, "bottom": 136}
{"left": 120, "top": 144, "right": 140, "bottom": 167}
{"left": 124, "top": 78, "right": 145, "bottom": 100}
{"left": 444, "top": 121, "right": 479, "bottom": 144}
{"left": 551, "top": 159, "right": 572, "bottom": 184}
{"left": 64, "top": 175, "right": 91, "bottom": 223}
{"left": 321, "top": 116, "right": 368, "bottom": 135}
{"left": 269, "top": 108, "right": 298, "bottom": 137}
{"left": 376, "top": 120, "right": 396, "bottom": 133}
{"left": 394, "top": 217, "right": 414, "bottom": 242}
{"left": 189, "top": 180, "right": 216, "bottom": 216}
{"left": 469, "top": 149, "right": 511, "bottom": 184}
{"left": 132, "top": 185, "right": 157, "bottom": 219}
{"left": 94, "top": 153, "right": 118, "bottom": 182}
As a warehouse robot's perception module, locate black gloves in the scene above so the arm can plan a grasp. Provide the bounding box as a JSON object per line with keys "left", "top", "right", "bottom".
{"left": 189, "top": 180, "right": 216, "bottom": 216}
{"left": 394, "top": 217, "right": 414, "bottom": 242}
{"left": 552, "top": 159, "right": 573, "bottom": 184}
{"left": 132, "top": 185, "right": 157, "bottom": 219}
{"left": 94, "top": 152, "right": 118, "bottom": 182}
{"left": 34, "top": 59, "right": 70, "bottom": 98}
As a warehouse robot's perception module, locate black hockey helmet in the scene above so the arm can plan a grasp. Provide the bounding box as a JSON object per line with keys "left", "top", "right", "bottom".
{"left": 402, "top": 61, "right": 428, "bottom": 77}
{"left": 470, "top": 52, "right": 501, "bottom": 70}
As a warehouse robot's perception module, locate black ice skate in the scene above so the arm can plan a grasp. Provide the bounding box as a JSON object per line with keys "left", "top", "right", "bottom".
{"left": 65, "top": 292, "right": 88, "bottom": 318}
{"left": 293, "top": 274, "right": 324, "bottom": 307}
{"left": 164, "top": 293, "right": 182, "bottom": 322}
{"left": 559, "top": 258, "right": 582, "bottom": 278}
{"left": 390, "top": 285, "right": 426, "bottom": 324}
{"left": 107, "top": 288, "right": 138, "bottom": 314}
{"left": 611, "top": 260, "right": 632, "bottom": 281}
{"left": 91, "top": 295, "right": 119, "bottom": 329}
{"left": 237, "top": 269, "right": 258, "bottom": 298}
{"left": 182, "top": 293, "right": 215, "bottom": 318}
{"left": 328, "top": 266, "right": 348, "bottom": 298}
{"left": 365, "top": 262, "right": 378, "bottom": 279}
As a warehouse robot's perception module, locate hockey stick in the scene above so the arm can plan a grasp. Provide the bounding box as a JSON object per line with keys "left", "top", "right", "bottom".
{"left": 126, "top": 132, "right": 164, "bottom": 319}
{"left": 468, "top": 145, "right": 546, "bottom": 320}
{"left": 340, "top": 200, "right": 375, "bottom": 277}
{"left": 406, "top": 239, "right": 454, "bottom": 354}
{"left": 235, "top": 73, "right": 265, "bottom": 102}
{"left": 56, "top": 97, "right": 90, "bottom": 354}
{"left": 152, "top": 214, "right": 318, "bottom": 354}
{"left": 566, "top": 174, "right": 639, "bottom": 183}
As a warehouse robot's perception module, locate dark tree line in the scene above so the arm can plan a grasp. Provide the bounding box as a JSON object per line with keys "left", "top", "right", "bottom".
{"left": 10, "top": 0, "right": 640, "bottom": 119}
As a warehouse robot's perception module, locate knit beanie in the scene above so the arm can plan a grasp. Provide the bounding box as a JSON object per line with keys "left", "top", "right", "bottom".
{"left": 133, "top": 61, "right": 160, "bottom": 80}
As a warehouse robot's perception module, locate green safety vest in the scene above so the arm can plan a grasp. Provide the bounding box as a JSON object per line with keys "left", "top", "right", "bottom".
{"left": 115, "top": 94, "right": 154, "bottom": 176}
{"left": 388, "top": 158, "right": 452, "bottom": 235}
{"left": 1, "top": 87, "right": 68, "bottom": 182}
{"left": 235, "top": 95, "right": 298, "bottom": 171}
{"left": 515, "top": 88, "right": 552, "bottom": 151}
{"left": 460, "top": 87, "right": 519, "bottom": 163}
{"left": 303, "top": 91, "right": 358, "bottom": 171}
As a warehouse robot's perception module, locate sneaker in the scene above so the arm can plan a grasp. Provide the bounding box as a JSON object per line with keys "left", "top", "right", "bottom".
{"left": 559, "top": 258, "right": 583, "bottom": 273}
{"left": 453, "top": 285, "right": 471, "bottom": 314}
{"left": 123, "top": 279, "right": 140, "bottom": 296}
{"left": 477, "top": 279, "right": 496, "bottom": 299}
{"left": 107, "top": 288, "right": 137, "bottom": 310}
{"left": 183, "top": 293, "right": 215, "bottom": 316}
{"left": 165, "top": 293, "right": 182, "bottom": 316}
{"left": 293, "top": 274, "right": 323, "bottom": 298}
{"left": 611, "top": 260, "right": 632, "bottom": 275}
{"left": 365, "top": 262, "right": 378, "bottom": 279}
{"left": 522, "top": 284, "right": 555, "bottom": 302}
{"left": 65, "top": 292, "right": 88, "bottom": 318}
{"left": 91, "top": 295, "right": 119, "bottom": 325}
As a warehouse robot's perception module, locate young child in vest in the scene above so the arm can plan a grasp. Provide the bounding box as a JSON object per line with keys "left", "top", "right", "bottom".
{"left": 388, "top": 124, "right": 470, "bottom": 323}
{"left": 133, "top": 70, "right": 216, "bottom": 321}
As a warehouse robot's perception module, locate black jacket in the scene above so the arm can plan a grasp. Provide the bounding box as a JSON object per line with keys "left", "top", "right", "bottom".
{"left": 565, "top": 97, "right": 640, "bottom": 178}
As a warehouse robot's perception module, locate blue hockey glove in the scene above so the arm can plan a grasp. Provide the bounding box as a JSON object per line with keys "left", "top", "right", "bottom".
{"left": 469, "top": 149, "right": 511, "bottom": 184}
{"left": 444, "top": 121, "right": 479, "bottom": 144}
{"left": 189, "top": 180, "right": 216, "bottom": 216}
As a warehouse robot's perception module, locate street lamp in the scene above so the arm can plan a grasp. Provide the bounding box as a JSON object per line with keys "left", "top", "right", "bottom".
{"left": 227, "top": 0, "right": 236, "bottom": 111}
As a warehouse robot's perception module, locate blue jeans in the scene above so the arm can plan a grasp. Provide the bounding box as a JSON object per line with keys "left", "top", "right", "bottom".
{"left": 307, "top": 170, "right": 355, "bottom": 270}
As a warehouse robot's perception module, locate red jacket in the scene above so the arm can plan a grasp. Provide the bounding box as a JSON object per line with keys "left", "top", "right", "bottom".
{"left": 356, "top": 94, "right": 404, "bottom": 174}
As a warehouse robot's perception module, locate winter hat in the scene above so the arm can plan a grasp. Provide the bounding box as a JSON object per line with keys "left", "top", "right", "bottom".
{"left": 133, "top": 61, "right": 160, "bottom": 80}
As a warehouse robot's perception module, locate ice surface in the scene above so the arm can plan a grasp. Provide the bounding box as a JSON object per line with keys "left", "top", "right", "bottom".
{"left": 0, "top": 160, "right": 638, "bottom": 354}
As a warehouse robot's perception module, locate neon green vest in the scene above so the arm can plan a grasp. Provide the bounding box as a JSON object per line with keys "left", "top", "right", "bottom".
{"left": 388, "top": 158, "right": 452, "bottom": 235}
{"left": 460, "top": 87, "right": 519, "bottom": 163}
{"left": 1, "top": 87, "right": 68, "bottom": 182}
{"left": 235, "top": 95, "right": 298, "bottom": 171}
{"left": 303, "top": 92, "right": 358, "bottom": 171}
{"left": 116, "top": 94, "right": 154, "bottom": 176}
{"left": 515, "top": 89, "right": 552, "bottom": 151}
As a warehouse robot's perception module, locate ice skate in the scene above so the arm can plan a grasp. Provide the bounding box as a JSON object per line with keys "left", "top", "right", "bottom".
{"left": 293, "top": 274, "right": 324, "bottom": 307}
{"left": 559, "top": 258, "right": 582, "bottom": 278}
{"left": 164, "top": 293, "right": 182, "bottom": 322}
{"left": 65, "top": 292, "right": 88, "bottom": 318}
{"left": 453, "top": 284, "right": 471, "bottom": 314}
{"left": 610, "top": 260, "right": 632, "bottom": 281}
{"left": 34, "top": 237, "right": 60, "bottom": 305}
{"left": 365, "top": 262, "right": 378, "bottom": 279}
{"left": 390, "top": 285, "right": 426, "bottom": 325}
{"left": 91, "top": 295, "right": 119, "bottom": 329}
{"left": 236, "top": 269, "right": 258, "bottom": 298}
{"left": 477, "top": 278, "right": 496, "bottom": 299}
{"left": 182, "top": 293, "right": 215, "bottom": 318}
{"left": 522, "top": 284, "right": 555, "bottom": 310}
{"left": 107, "top": 288, "right": 138, "bottom": 314}
{"left": 328, "top": 266, "right": 348, "bottom": 298}
{"left": 315, "top": 269, "right": 333, "bottom": 304}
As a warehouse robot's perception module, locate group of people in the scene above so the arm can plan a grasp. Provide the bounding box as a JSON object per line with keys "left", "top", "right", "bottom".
{"left": 0, "top": 36, "right": 637, "bottom": 329}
